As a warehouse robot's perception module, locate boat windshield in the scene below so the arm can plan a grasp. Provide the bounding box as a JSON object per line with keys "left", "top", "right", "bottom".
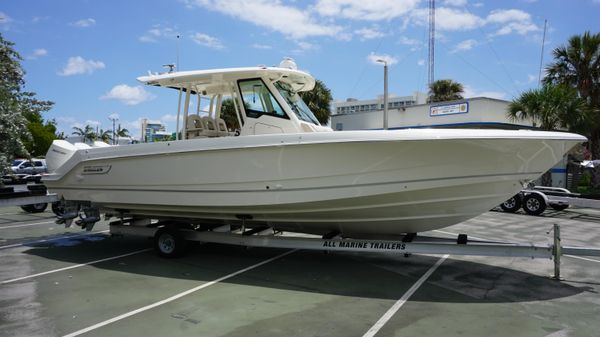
{"left": 275, "top": 82, "right": 320, "bottom": 125}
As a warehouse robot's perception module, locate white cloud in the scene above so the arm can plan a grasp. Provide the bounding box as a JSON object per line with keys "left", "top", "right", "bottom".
{"left": 417, "top": 59, "right": 425, "bottom": 66}
{"left": 398, "top": 36, "right": 421, "bottom": 46}
{"left": 367, "top": 52, "right": 398, "bottom": 66}
{"left": 472, "top": 2, "right": 484, "bottom": 7}
{"left": 186, "top": 0, "right": 343, "bottom": 39}
{"left": 315, "top": 0, "right": 420, "bottom": 21}
{"left": 463, "top": 85, "right": 506, "bottom": 100}
{"left": 58, "top": 56, "right": 105, "bottom": 76}
{"left": 108, "top": 113, "right": 120, "bottom": 120}
{"left": 0, "top": 11, "right": 13, "bottom": 29}
{"left": 161, "top": 114, "right": 179, "bottom": 122}
{"left": 443, "top": 0, "right": 468, "bottom": 6}
{"left": 101, "top": 84, "right": 155, "bottom": 105}
{"left": 451, "top": 39, "right": 477, "bottom": 53}
{"left": 492, "top": 21, "right": 538, "bottom": 36}
{"left": 70, "top": 18, "right": 96, "bottom": 28}
{"left": 411, "top": 7, "right": 484, "bottom": 31}
{"left": 27, "top": 48, "right": 48, "bottom": 60}
{"left": 191, "top": 32, "right": 224, "bottom": 49}
{"left": 296, "top": 41, "right": 317, "bottom": 51}
{"left": 355, "top": 27, "right": 384, "bottom": 40}
{"left": 251, "top": 43, "right": 272, "bottom": 49}
{"left": 139, "top": 25, "right": 179, "bottom": 43}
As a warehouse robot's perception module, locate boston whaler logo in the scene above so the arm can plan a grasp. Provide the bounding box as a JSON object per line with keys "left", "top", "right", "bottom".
{"left": 82, "top": 165, "right": 112, "bottom": 175}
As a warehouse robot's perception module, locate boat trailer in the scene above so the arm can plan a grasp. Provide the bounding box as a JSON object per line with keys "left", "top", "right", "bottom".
{"left": 109, "top": 221, "right": 600, "bottom": 280}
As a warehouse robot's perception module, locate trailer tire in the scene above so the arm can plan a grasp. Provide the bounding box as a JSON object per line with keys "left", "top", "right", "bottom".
{"left": 21, "top": 203, "right": 48, "bottom": 213}
{"left": 154, "top": 228, "right": 187, "bottom": 258}
{"left": 523, "top": 194, "right": 546, "bottom": 216}
{"left": 500, "top": 194, "right": 522, "bottom": 213}
{"left": 550, "top": 204, "right": 569, "bottom": 211}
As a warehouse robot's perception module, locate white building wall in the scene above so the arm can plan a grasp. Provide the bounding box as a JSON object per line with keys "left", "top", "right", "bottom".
{"left": 332, "top": 97, "right": 534, "bottom": 130}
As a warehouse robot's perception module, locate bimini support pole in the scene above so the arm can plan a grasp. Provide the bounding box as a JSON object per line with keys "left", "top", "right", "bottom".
{"left": 175, "top": 88, "right": 183, "bottom": 140}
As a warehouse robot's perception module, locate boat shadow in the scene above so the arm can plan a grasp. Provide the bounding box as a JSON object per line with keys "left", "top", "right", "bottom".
{"left": 20, "top": 234, "right": 592, "bottom": 304}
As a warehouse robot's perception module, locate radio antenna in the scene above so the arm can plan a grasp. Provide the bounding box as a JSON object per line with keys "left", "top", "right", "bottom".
{"left": 538, "top": 19, "right": 547, "bottom": 87}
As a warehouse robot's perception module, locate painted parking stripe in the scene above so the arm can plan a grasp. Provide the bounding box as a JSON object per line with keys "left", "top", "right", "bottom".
{"left": 1, "top": 248, "right": 152, "bottom": 285}
{"left": 362, "top": 255, "right": 449, "bottom": 337}
{"left": 62, "top": 249, "right": 297, "bottom": 337}
{"left": 0, "top": 230, "right": 110, "bottom": 250}
{"left": 565, "top": 255, "right": 600, "bottom": 263}
{"left": 0, "top": 220, "right": 56, "bottom": 230}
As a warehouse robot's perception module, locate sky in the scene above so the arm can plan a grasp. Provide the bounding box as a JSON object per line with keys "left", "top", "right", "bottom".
{"left": 1, "top": 0, "right": 599, "bottom": 139}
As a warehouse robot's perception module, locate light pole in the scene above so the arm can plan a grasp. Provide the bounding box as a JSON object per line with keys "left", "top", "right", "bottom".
{"left": 108, "top": 115, "right": 119, "bottom": 145}
{"left": 376, "top": 59, "right": 388, "bottom": 130}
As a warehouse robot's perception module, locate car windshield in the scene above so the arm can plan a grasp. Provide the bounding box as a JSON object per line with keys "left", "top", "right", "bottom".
{"left": 274, "top": 82, "right": 320, "bottom": 125}
{"left": 12, "top": 160, "right": 23, "bottom": 166}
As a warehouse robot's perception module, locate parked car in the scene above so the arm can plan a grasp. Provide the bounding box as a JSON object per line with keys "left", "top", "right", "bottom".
{"left": 11, "top": 159, "right": 47, "bottom": 175}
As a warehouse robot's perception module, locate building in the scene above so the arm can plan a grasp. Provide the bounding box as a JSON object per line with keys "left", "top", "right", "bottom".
{"left": 331, "top": 96, "right": 534, "bottom": 131}
{"left": 141, "top": 119, "right": 171, "bottom": 142}
{"left": 334, "top": 92, "right": 427, "bottom": 116}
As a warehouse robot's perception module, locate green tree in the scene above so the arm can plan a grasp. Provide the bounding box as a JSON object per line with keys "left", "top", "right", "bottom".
{"left": 221, "top": 98, "right": 242, "bottom": 131}
{"left": 427, "top": 79, "right": 464, "bottom": 103}
{"left": 299, "top": 79, "right": 332, "bottom": 125}
{"left": 72, "top": 125, "right": 96, "bottom": 143}
{"left": 507, "top": 84, "right": 587, "bottom": 131}
{"left": 97, "top": 129, "right": 112, "bottom": 143}
{"left": 20, "top": 92, "right": 56, "bottom": 157}
{"left": 544, "top": 31, "right": 600, "bottom": 186}
{"left": 0, "top": 33, "right": 55, "bottom": 180}
{"left": 115, "top": 124, "right": 130, "bottom": 137}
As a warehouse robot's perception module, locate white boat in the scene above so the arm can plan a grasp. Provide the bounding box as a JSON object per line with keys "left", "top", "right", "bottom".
{"left": 43, "top": 60, "right": 586, "bottom": 237}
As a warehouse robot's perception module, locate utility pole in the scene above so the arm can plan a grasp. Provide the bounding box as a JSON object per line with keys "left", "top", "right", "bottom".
{"left": 376, "top": 59, "right": 389, "bottom": 130}
{"left": 428, "top": 0, "right": 435, "bottom": 86}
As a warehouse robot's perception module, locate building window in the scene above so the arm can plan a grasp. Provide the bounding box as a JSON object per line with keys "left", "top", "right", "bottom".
{"left": 335, "top": 123, "right": 343, "bottom": 130}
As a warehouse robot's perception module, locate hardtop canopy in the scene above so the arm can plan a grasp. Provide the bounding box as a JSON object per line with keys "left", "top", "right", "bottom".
{"left": 137, "top": 66, "right": 316, "bottom": 94}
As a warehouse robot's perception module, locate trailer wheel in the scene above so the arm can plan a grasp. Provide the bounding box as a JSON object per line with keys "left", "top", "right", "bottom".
{"left": 21, "top": 203, "right": 48, "bottom": 213}
{"left": 550, "top": 204, "right": 569, "bottom": 211}
{"left": 154, "top": 228, "right": 187, "bottom": 258}
{"left": 500, "top": 194, "right": 522, "bottom": 213}
{"left": 523, "top": 194, "right": 546, "bottom": 216}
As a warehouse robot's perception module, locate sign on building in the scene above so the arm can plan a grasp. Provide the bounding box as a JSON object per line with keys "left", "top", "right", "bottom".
{"left": 430, "top": 102, "right": 469, "bottom": 117}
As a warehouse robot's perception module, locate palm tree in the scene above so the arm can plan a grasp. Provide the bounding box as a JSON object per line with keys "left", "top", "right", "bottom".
{"left": 544, "top": 31, "right": 600, "bottom": 186}
{"left": 115, "top": 124, "right": 130, "bottom": 137}
{"left": 299, "top": 79, "right": 333, "bottom": 125}
{"left": 507, "top": 84, "right": 587, "bottom": 132}
{"left": 544, "top": 31, "right": 600, "bottom": 109}
{"left": 71, "top": 125, "right": 96, "bottom": 143}
{"left": 428, "top": 79, "right": 464, "bottom": 103}
{"left": 97, "top": 129, "right": 112, "bottom": 143}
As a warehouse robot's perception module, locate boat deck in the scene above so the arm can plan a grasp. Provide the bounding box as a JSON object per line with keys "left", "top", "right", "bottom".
{"left": 1, "top": 206, "right": 599, "bottom": 337}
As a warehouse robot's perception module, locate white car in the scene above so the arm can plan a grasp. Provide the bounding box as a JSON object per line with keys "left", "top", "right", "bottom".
{"left": 11, "top": 159, "right": 47, "bottom": 175}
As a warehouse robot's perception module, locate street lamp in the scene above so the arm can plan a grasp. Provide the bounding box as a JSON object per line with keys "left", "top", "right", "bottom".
{"left": 376, "top": 59, "right": 388, "bottom": 130}
{"left": 108, "top": 115, "right": 119, "bottom": 145}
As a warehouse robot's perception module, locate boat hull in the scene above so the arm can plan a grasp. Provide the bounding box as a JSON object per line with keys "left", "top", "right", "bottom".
{"left": 44, "top": 129, "right": 584, "bottom": 236}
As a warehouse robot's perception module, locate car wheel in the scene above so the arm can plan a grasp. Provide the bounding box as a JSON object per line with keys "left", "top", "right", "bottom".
{"left": 523, "top": 194, "right": 546, "bottom": 216}
{"left": 21, "top": 203, "right": 48, "bottom": 213}
{"left": 500, "top": 194, "right": 522, "bottom": 213}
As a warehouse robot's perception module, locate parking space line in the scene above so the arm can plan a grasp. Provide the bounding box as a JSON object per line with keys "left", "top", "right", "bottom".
{"left": 0, "top": 220, "right": 56, "bottom": 230}
{"left": 1, "top": 248, "right": 152, "bottom": 285}
{"left": 565, "top": 255, "right": 600, "bottom": 263}
{"left": 62, "top": 249, "right": 297, "bottom": 337}
{"left": 362, "top": 254, "right": 449, "bottom": 337}
{"left": 0, "top": 230, "right": 110, "bottom": 250}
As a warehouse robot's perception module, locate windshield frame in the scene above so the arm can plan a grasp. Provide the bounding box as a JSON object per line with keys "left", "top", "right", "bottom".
{"left": 274, "top": 82, "right": 320, "bottom": 126}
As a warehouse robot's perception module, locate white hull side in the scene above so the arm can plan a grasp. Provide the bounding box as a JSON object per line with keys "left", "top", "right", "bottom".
{"left": 44, "top": 130, "right": 583, "bottom": 235}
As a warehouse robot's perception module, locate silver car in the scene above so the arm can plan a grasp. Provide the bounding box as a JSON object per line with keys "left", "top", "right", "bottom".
{"left": 11, "top": 159, "right": 47, "bottom": 175}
